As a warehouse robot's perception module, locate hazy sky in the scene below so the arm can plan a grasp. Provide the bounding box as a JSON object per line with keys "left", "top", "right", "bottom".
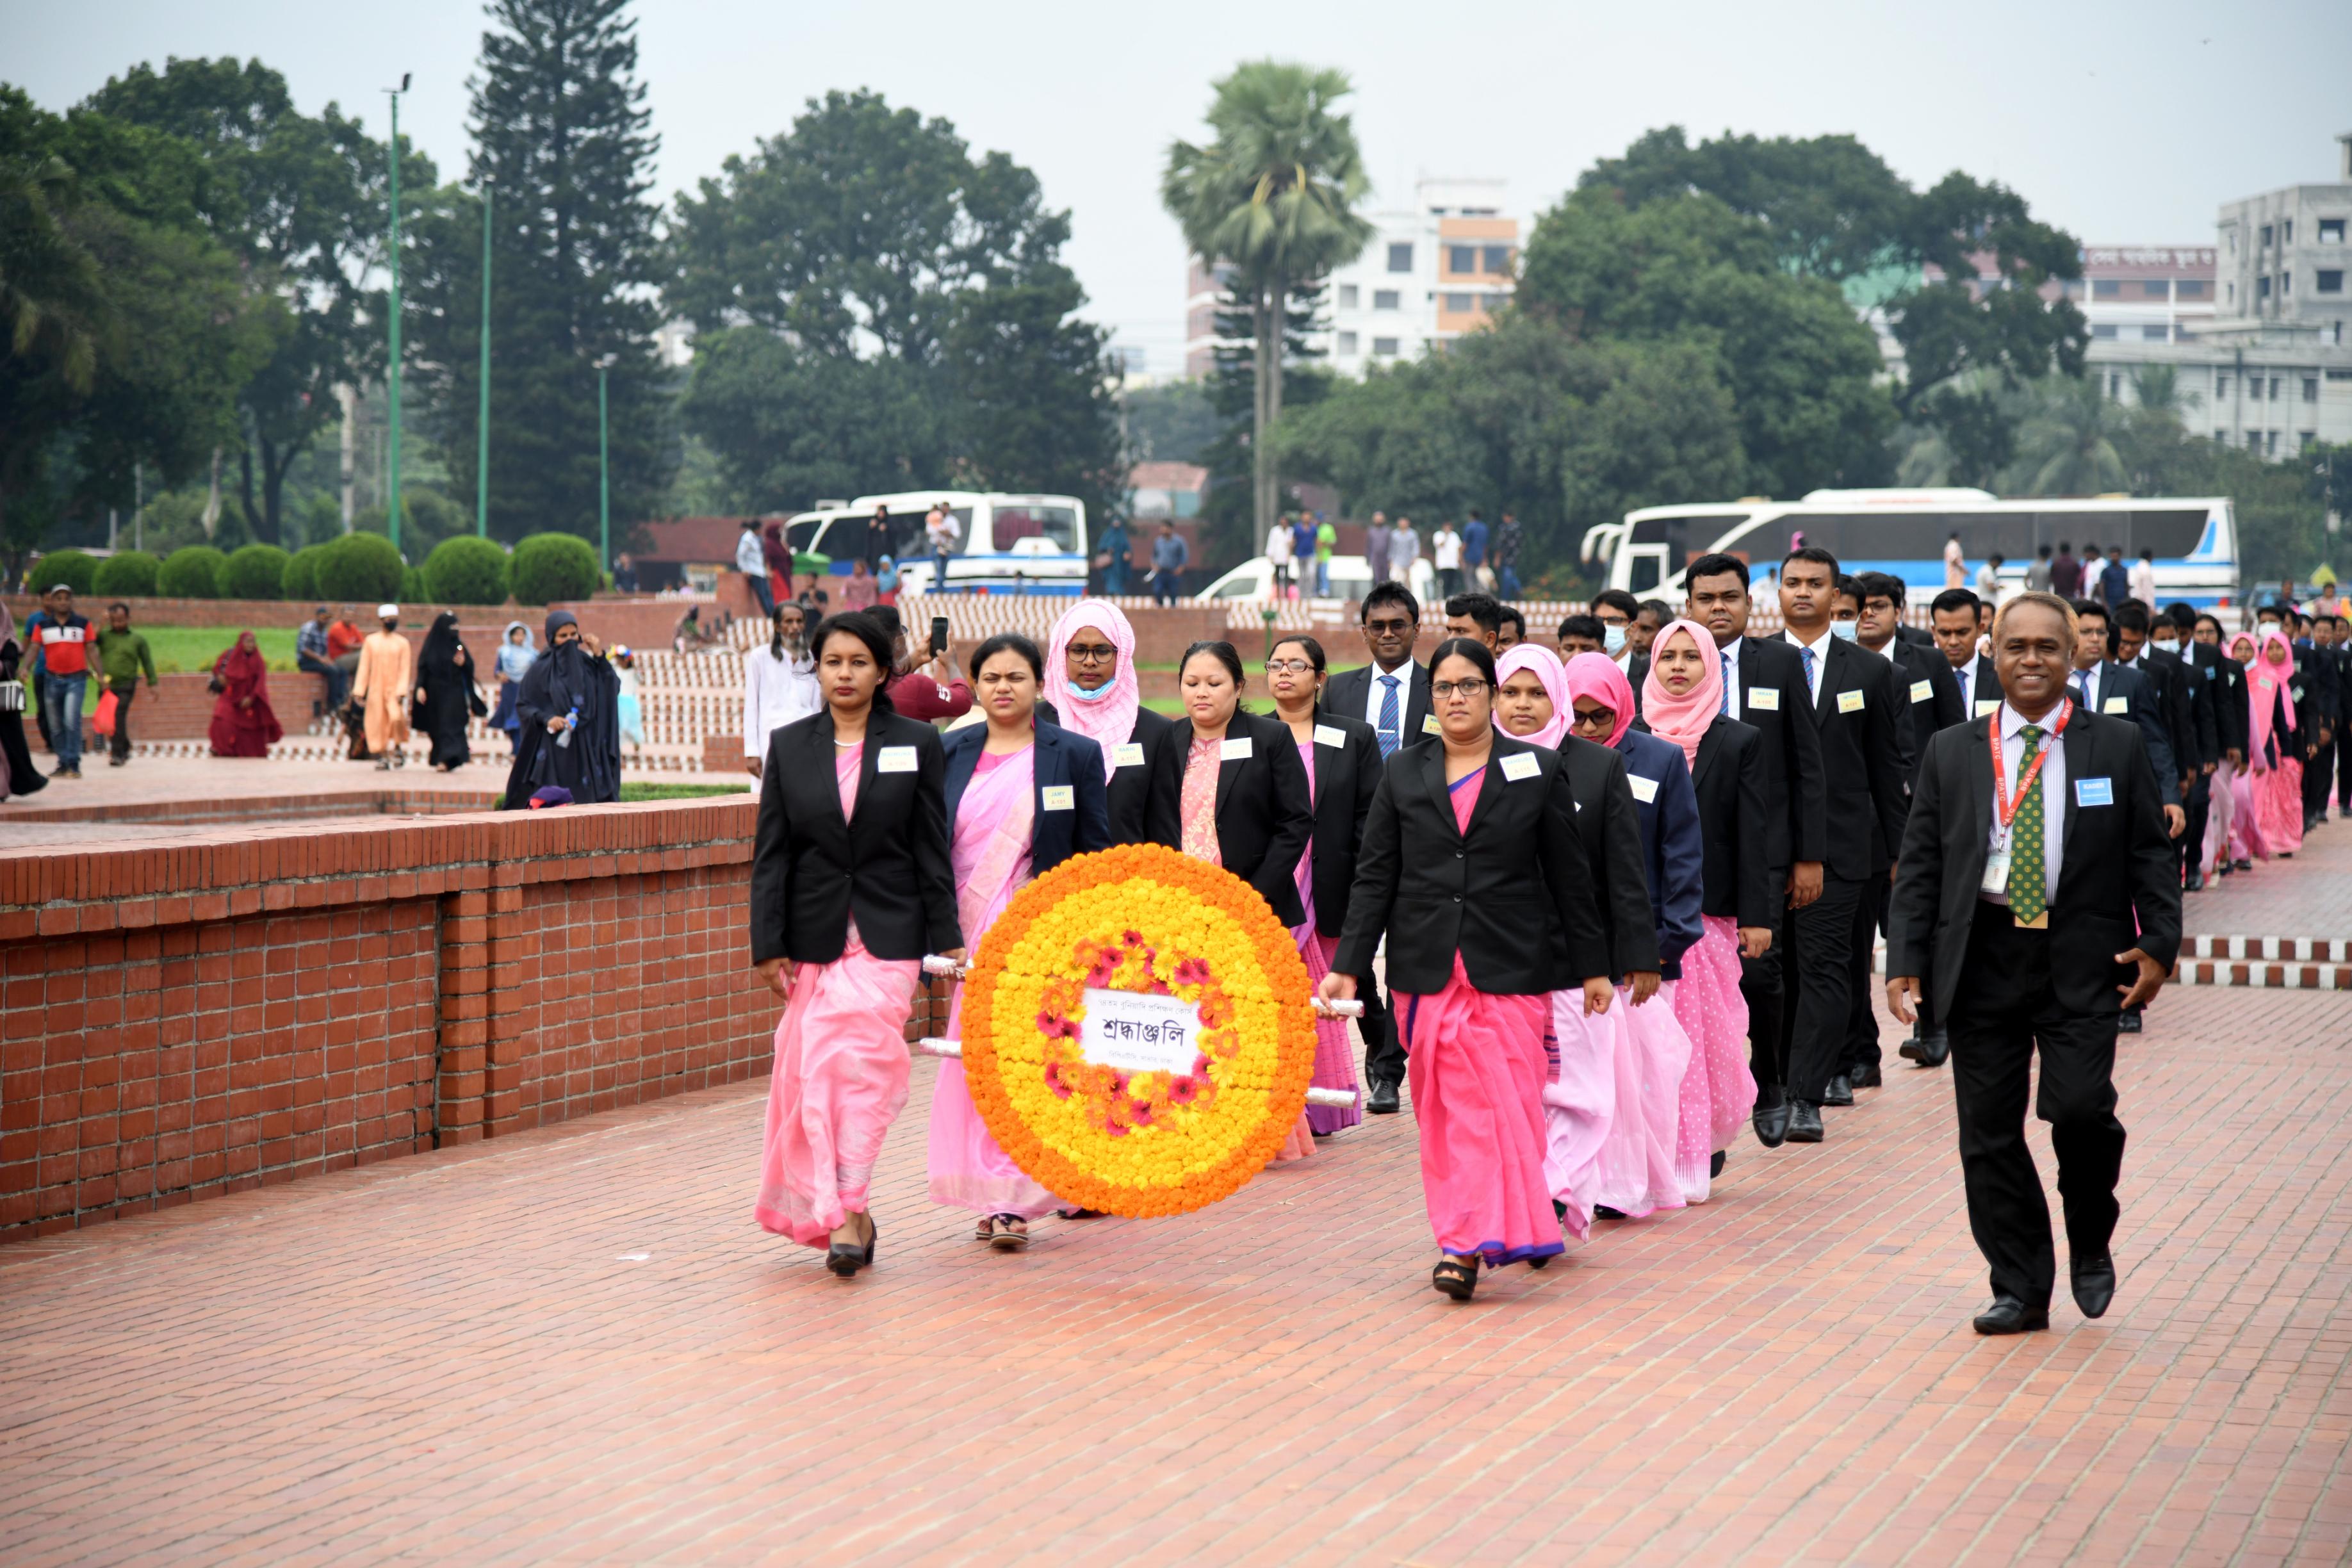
{"left": 12, "top": 0, "right": 2351, "bottom": 373}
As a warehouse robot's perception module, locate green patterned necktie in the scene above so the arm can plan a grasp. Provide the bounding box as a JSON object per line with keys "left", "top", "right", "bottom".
{"left": 2005, "top": 723, "right": 2048, "bottom": 925}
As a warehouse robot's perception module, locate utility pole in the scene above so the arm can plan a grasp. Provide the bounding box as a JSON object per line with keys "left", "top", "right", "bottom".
{"left": 477, "top": 185, "right": 493, "bottom": 537}
{"left": 596, "top": 355, "right": 616, "bottom": 575}
{"left": 384, "top": 73, "right": 410, "bottom": 557}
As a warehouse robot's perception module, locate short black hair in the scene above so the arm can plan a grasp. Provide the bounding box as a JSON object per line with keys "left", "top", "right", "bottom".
{"left": 1444, "top": 591, "right": 1503, "bottom": 632}
{"left": 1783, "top": 544, "right": 1841, "bottom": 577}
{"left": 2071, "top": 597, "right": 2109, "bottom": 625}
{"left": 2113, "top": 600, "right": 2151, "bottom": 634}
{"left": 1361, "top": 581, "right": 1419, "bottom": 624}
{"left": 1930, "top": 588, "right": 1980, "bottom": 620}
{"left": 2163, "top": 601, "right": 2198, "bottom": 630}
{"left": 2196, "top": 612, "right": 2225, "bottom": 638}
{"left": 108, "top": 601, "right": 131, "bottom": 614}
{"left": 1856, "top": 571, "right": 1905, "bottom": 608}
{"left": 1686, "top": 553, "right": 1751, "bottom": 592}
{"left": 1557, "top": 614, "right": 1605, "bottom": 643}
{"left": 2038, "top": 544, "right": 2053, "bottom": 559}
{"left": 970, "top": 631, "right": 1043, "bottom": 679}
{"left": 1832, "top": 574, "right": 1863, "bottom": 605}
{"left": 1497, "top": 607, "right": 1526, "bottom": 642}
{"left": 1591, "top": 588, "right": 1641, "bottom": 621}
{"left": 1428, "top": 636, "right": 1498, "bottom": 687}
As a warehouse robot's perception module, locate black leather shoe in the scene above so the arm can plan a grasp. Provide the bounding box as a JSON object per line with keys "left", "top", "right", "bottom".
{"left": 1902, "top": 1029, "right": 1950, "bottom": 1068}
{"left": 1751, "top": 1093, "right": 1790, "bottom": 1148}
{"left": 2117, "top": 1009, "right": 2143, "bottom": 1034}
{"left": 1822, "top": 1074, "right": 1854, "bottom": 1107}
{"left": 1784, "top": 1102, "right": 1824, "bottom": 1143}
{"left": 1850, "top": 1062, "right": 1882, "bottom": 1089}
{"left": 2185, "top": 869, "right": 2205, "bottom": 892}
{"left": 1368, "top": 1080, "right": 1400, "bottom": 1115}
{"left": 2071, "top": 1252, "right": 2116, "bottom": 1318}
{"left": 1710, "top": 1149, "right": 1726, "bottom": 1179}
{"left": 1972, "top": 1294, "right": 2049, "bottom": 1334}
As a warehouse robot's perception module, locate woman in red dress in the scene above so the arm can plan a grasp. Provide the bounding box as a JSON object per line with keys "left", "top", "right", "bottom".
{"left": 208, "top": 632, "right": 284, "bottom": 758}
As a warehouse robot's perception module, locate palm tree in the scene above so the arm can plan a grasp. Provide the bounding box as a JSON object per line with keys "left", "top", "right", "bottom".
{"left": 2130, "top": 364, "right": 2200, "bottom": 420}
{"left": 1163, "top": 63, "right": 1371, "bottom": 540}
{"left": 2013, "top": 377, "right": 2128, "bottom": 495}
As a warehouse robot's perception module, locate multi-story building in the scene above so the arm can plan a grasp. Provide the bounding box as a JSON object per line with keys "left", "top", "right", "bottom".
{"left": 1179, "top": 177, "right": 1521, "bottom": 380}
{"left": 2072, "top": 246, "right": 2219, "bottom": 347}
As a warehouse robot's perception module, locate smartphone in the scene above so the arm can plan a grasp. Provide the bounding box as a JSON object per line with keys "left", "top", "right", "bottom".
{"left": 929, "top": 616, "right": 949, "bottom": 658}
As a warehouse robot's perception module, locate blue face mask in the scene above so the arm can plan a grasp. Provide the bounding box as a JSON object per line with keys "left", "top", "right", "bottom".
{"left": 1830, "top": 619, "right": 1859, "bottom": 642}
{"left": 1603, "top": 624, "right": 1628, "bottom": 655}
{"left": 1065, "top": 677, "right": 1119, "bottom": 701}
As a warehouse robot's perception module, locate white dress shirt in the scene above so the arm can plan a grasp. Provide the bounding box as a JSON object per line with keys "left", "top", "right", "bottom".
{"left": 743, "top": 644, "right": 821, "bottom": 757}
{"left": 1717, "top": 635, "right": 1744, "bottom": 720}
{"left": 1783, "top": 626, "right": 1833, "bottom": 705}
{"left": 1984, "top": 700, "right": 2067, "bottom": 908}
{"left": 1952, "top": 657, "right": 1975, "bottom": 712}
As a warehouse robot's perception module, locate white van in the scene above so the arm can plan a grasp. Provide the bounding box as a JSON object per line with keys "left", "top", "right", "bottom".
{"left": 794, "top": 491, "right": 1090, "bottom": 596}
{"left": 1195, "top": 553, "right": 1433, "bottom": 606}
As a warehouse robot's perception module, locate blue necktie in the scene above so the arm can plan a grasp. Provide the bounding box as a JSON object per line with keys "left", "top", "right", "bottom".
{"left": 1719, "top": 651, "right": 1733, "bottom": 715}
{"left": 1376, "top": 674, "right": 1401, "bottom": 757}
{"left": 1800, "top": 644, "right": 1817, "bottom": 701}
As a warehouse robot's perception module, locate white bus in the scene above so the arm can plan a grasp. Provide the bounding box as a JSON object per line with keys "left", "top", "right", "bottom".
{"left": 1581, "top": 489, "right": 2241, "bottom": 607}
{"left": 783, "top": 491, "right": 1090, "bottom": 596}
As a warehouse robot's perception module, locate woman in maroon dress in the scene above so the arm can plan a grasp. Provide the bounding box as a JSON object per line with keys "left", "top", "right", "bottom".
{"left": 208, "top": 632, "right": 284, "bottom": 757}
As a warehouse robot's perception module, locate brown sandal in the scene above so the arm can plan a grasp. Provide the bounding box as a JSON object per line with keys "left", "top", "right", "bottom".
{"left": 988, "top": 1214, "right": 1030, "bottom": 1252}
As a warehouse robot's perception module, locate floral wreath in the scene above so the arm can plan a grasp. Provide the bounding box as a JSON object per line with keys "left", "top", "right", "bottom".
{"left": 960, "top": 843, "right": 1318, "bottom": 1217}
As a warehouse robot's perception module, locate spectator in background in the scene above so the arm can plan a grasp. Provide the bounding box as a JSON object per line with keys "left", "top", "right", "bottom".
{"left": 761, "top": 519, "right": 794, "bottom": 609}
{"left": 502, "top": 611, "right": 621, "bottom": 809}
{"left": 673, "top": 605, "right": 723, "bottom": 654}
{"left": 207, "top": 632, "right": 283, "bottom": 758}
{"left": 94, "top": 603, "right": 156, "bottom": 768}
{"left": 926, "top": 500, "right": 961, "bottom": 594}
{"left": 1314, "top": 513, "right": 1337, "bottom": 596}
{"left": 612, "top": 552, "right": 640, "bottom": 594}
{"left": 0, "top": 600, "right": 46, "bottom": 798}
{"left": 1591, "top": 588, "right": 1641, "bottom": 666}
{"left": 796, "top": 571, "right": 831, "bottom": 617}
{"left": 1389, "top": 516, "right": 1421, "bottom": 584}
{"left": 2050, "top": 541, "right": 2082, "bottom": 600}
{"left": 351, "top": 605, "right": 413, "bottom": 769}
{"left": 840, "top": 557, "right": 879, "bottom": 612}
{"left": 744, "top": 603, "right": 821, "bottom": 774}
{"left": 1495, "top": 605, "right": 1526, "bottom": 651}
{"left": 1634, "top": 600, "right": 1670, "bottom": 658}
{"left": 1093, "top": 518, "right": 1131, "bottom": 596}
{"left": 1462, "top": 509, "right": 1492, "bottom": 591}
{"left": 865, "top": 504, "right": 895, "bottom": 570}
{"left": 1557, "top": 614, "right": 1605, "bottom": 657}
{"left": 1365, "top": 510, "right": 1391, "bottom": 589}
{"left": 2025, "top": 544, "right": 2055, "bottom": 592}
{"left": 2100, "top": 544, "right": 2132, "bottom": 608}
{"left": 736, "top": 519, "right": 774, "bottom": 617}
{"left": 410, "top": 612, "right": 478, "bottom": 772}
{"left": 1975, "top": 553, "right": 2005, "bottom": 605}
{"left": 1432, "top": 519, "right": 1464, "bottom": 599}
{"left": 1266, "top": 514, "right": 1294, "bottom": 596}
{"left": 326, "top": 607, "right": 364, "bottom": 663}
{"left": 297, "top": 606, "right": 349, "bottom": 723}
{"left": 28, "top": 585, "right": 92, "bottom": 779}
{"left": 1151, "top": 521, "right": 1189, "bottom": 605}
{"left": 871, "top": 604, "right": 974, "bottom": 722}
{"left": 1943, "top": 531, "right": 1966, "bottom": 589}
{"left": 876, "top": 553, "right": 901, "bottom": 605}
{"left": 1493, "top": 511, "right": 1524, "bottom": 599}
{"left": 493, "top": 621, "right": 537, "bottom": 743}
{"left": 1292, "top": 513, "right": 1318, "bottom": 589}
{"left": 2130, "top": 547, "right": 2158, "bottom": 608}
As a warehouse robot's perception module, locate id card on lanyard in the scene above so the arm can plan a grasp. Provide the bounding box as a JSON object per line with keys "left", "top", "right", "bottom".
{"left": 1982, "top": 698, "right": 2071, "bottom": 899}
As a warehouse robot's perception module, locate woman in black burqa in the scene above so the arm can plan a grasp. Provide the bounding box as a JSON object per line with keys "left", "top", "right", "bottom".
{"left": 501, "top": 610, "right": 623, "bottom": 808}
{"left": 411, "top": 612, "right": 481, "bottom": 771}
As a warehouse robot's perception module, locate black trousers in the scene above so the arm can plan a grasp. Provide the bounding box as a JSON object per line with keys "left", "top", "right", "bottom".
{"left": 1778, "top": 872, "right": 1866, "bottom": 1104}
{"left": 2181, "top": 769, "right": 2211, "bottom": 882}
{"left": 106, "top": 680, "right": 136, "bottom": 761}
{"left": 1358, "top": 967, "right": 1403, "bottom": 1090}
{"left": 1842, "top": 874, "right": 1889, "bottom": 1072}
{"left": 1946, "top": 902, "right": 2126, "bottom": 1309}
{"left": 2305, "top": 735, "right": 2336, "bottom": 820}
{"left": 1741, "top": 905, "right": 1788, "bottom": 1098}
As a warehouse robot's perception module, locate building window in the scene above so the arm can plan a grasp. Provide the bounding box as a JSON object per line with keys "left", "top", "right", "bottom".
{"left": 2107, "top": 372, "right": 2123, "bottom": 398}
{"left": 2267, "top": 430, "right": 2279, "bottom": 454}
{"left": 2178, "top": 279, "right": 2209, "bottom": 298}
{"left": 2304, "top": 377, "right": 2320, "bottom": 401}
{"left": 2323, "top": 218, "right": 2347, "bottom": 244}
{"left": 2260, "top": 224, "right": 2274, "bottom": 247}
{"left": 2092, "top": 279, "right": 2121, "bottom": 298}
{"left": 1337, "top": 284, "right": 1359, "bottom": 309}
{"left": 2258, "top": 275, "right": 2272, "bottom": 298}
{"left": 2319, "top": 270, "right": 2345, "bottom": 294}
{"left": 2216, "top": 375, "right": 2230, "bottom": 399}
{"left": 1336, "top": 331, "right": 1358, "bottom": 355}
{"left": 1387, "top": 243, "right": 1412, "bottom": 274}
{"left": 1372, "top": 336, "right": 1400, "bottom": 357}
{"left": 2143, "top": 325, "right": 2169, "bottom": 341}
{"left": 2282, "top": 272, "right": 2292, "bottom": 295}
{"left": 2249, "top": 378, "right": 2264, "bottom": 401}
{"left": 1482, "top": 245, "right": 1512, "bottom": 274}
{"left": 2141, "top": 280, "right": 2169, "bottom": 298}
{"left": 2227, "top": 282, "right": 2235, "bottom": 304}
{"left": 2301, "top": 430, "right": 2317, "bottom": 450}
{"left": 2283, "top": 220, "right": 2293, "bottom": 243}
{"left": 2270, "top": 377, "right": 2282, "bottom": 399}
{"left": 1444, "top": 292, "right": 1473, "bottom": 312}
{"left": 1373, "top": 289, "right": 1400, "bottom": 311}
{"left": 2091, "top": 323, "right": 2119, "bottom": 338}
{"left": 1447, "top": 245, "right": 1475, "bottom": 274}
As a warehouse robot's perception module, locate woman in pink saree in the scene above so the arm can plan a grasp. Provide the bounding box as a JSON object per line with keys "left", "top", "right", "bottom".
{"left": 927, "top": 635, "right": 1113, "bottom": 1248}
{"left": 751, "top": 613, "right": 964, "bottom": 1277}
{"left": 2248, "top": 628, "right": 2305, "bottom": 856}
{"left": 2217, "top": 630, "right": 2270, "bottom": 869}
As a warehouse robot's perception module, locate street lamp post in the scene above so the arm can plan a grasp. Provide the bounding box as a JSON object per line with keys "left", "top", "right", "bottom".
{"left": 596, "top": 354, "right": 616, "bottom": 577}
{"left": 384, "top": 73, "right": 410, "bottom": 557}
{"left": 476, "top": 184, "right": 492, "bottom": 537}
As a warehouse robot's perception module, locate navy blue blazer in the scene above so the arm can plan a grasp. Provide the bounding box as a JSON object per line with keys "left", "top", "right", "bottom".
{"left": 1612, "top": 727, "right": 1706, "bottom": 979}
{"left": 941, "top": 720, "right": 1113, "bottom": 876}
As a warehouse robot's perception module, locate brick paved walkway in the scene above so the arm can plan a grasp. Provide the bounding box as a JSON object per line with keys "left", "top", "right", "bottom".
{"left": 2185, "top": 812, "right": 2352, "bottom": 943}
{"left": 5, "top": 960, "right": 2349, "bottom": 1564}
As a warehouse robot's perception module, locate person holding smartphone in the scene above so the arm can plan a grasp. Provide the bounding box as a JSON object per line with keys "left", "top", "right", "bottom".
{"left": 870, "top": 605, "right": 972, "bottom": 721}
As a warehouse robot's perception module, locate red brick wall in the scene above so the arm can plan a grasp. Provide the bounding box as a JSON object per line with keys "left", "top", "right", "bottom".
{"left": 1, "top": 798, "right": 777, "bottom": 1239}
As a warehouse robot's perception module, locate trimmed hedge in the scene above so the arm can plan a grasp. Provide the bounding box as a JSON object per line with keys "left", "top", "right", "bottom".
{"left": 400, "top": 564, "right": 427, "bottom": 602}
{"left": 224, "top": 543, "right": 293, "bottom": 600}
{"left": 28, "top": 550, "right": 99, "bottom": 596}
{"left": 421, "top": 536, "right": 510, "bottom": 605}
{"left": 282, "top": 543, "right": 329, "bottom": 603}
{"left": 315, "top": 532, "right": 406, "bottom": 603}
{"left": 158, "top": 546, "right": 229, "bottom": 599}
{"left": 92, "top": 550, "right": 161, "bottom": 598}
{"left": 509, "top": 532, "right": 600, "bottom": 606}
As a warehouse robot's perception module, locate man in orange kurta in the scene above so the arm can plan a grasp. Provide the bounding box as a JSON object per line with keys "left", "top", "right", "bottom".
{"left": 350, "top": 604, "right": 414, "bottom": 765}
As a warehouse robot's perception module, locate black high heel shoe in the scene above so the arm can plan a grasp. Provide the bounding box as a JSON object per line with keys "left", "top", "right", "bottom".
{"left": 826, "top": 1211, "right": 877, "bottom": 1277}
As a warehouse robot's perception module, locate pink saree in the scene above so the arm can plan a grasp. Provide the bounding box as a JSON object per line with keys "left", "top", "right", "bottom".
{"left": 1543, "top": 992, "right": 1615, "bottom": 1243}
{"left": 755, "top": 742, "right": 926, "bottom": 1248}
{"left": 1294, "top": 735, "right": 1361, "bottom": 1134}
{"left": 1668, "top": 917, "right": 1754, "bottom": 1203}
{"left": 927, "top": 746, "right": 1061, "bottom": 1218}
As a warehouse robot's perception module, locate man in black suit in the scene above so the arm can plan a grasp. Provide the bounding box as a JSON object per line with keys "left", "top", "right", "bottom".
{"left": 1773, "top": 548, "right": 1910, "bottom": 1141}
{"left": 1683, "top": 552, "right": 1827, "bottom": 1147}
{"left": 2163, "top": 603, "right": 2225, "bottom": 884}
{"left": 1318, "top": 580, "right": 1433, "bottom": 1112}
{"left": 1932, "top": 589, "right": 2002, "bottom": 723}
{"left": 1888, "top": 591, "right": 2180, "bottom": 1334}
{"left": 2136, "top": 603, "right": 2216, "bottom": 889}
{"left": 2068, "top": 601, "right": 2184, "bottom": 822}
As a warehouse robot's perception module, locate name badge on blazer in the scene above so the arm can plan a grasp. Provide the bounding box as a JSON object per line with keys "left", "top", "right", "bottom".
{"left": 1500, "top": 751, "right": 1540, "bottom": 782}
{"left": 1313, "top": 724, "right": 1346, "bottom": 749}
{"left": 1974, "top": 698, "right": 2001, "bottom": 717}
{"left": 1909, "top": 679, "right": 1933, "bottom": 703}
{"left": 2101, "top": 696, "right": 2130, "bottom": 715}
{"left": 1836, "top": 688, "right": 1865, "bottom": 714}
{"left": 2075, "top": 776, "right": 2114, "bottom": 807}
{"left": 1627, "top": 772, "right": 1658, "bottom": 803}
{"left": 2292, "top": 684, "right": 2306, "bottom": 701}
{"left": 1421, "top": 714, "right": 1442, "bottom": 735}
{"left": 1112, "top": 742, "right": 1146, "bottom": 768}
{"left": 1041, "top": 785, "right": 1074, "bottom": 812}
{"left": 1220, "top": 736, "right": 1253, "bottom": 761}
{"left": 877, "top": 745, "right": 919, "bottom": 774}
{"left": 1747, "top": 685, "right": 1780, "bottom": 711}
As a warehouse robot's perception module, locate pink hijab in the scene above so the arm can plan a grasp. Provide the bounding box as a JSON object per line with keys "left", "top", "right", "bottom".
{"left": 2246, "top": 626, "right": 2298, "bottom": 762}
{"left": 1043, "top": 600, "right": 1139, "bottom": 781}
{"left": 1638, "top": 619, "right": 1722, "bottom": 769}
{"left": 1492, "top": 644, "right": 1570, "bottom": 749}
{"left": 1564, "top": 651, "right": 1637, "bottom": 749}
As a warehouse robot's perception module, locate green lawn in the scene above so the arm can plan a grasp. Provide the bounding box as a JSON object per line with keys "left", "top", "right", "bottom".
{"left": 129, "top": 626, "right": 304, "bottom": 674}
{"left": 618, "top": 781, "right": 749, "bottom": 801}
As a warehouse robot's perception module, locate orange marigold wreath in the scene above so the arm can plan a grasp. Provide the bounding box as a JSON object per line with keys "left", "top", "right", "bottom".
{"left": 959, "top": 842, "right": 1319, "bottom": 1217}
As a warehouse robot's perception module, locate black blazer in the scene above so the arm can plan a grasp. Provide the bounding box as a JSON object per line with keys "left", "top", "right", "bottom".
{"left": 941, "top": 720, "right": 1113, "bottom": 878}
{"left": 1175, "top": 708, "right": 1315, "bottom": 926}
{"left": 1624, "top": 651, "right": 1651, "bottom": 716}
{"left": 1888, "top": 637, "right": 1964, "bottom": 790}
{"left": 2070, "top": 662, "right": 2180, "bottom": 806}
{"left": 2144, "top": 645, "right": 2208, "bottom": 772}
{"left": 1321, "top": 658, "right": 1435, "bottom": 753}
{"left": 1335, "top": 731, "right": 1616, "bottom": 993}
{"left": 750, "top": 708, "right": 961, "bottom": 964}
{"left": 1948, "top": 652, "right": 2003, "bottom": 723}
{"left": 1791, "top": 635, "right": 1911, "bottom": 879}
{"left": 1729, "top": 635, "right": 1827, "bottom": 875}
{"left": 1888, "top": 709, "right": 2182, "bottom": 1022}
{"left": 1557, "top": 735, "right": 1665, "bottom": 982}
{"left": 2210, "top": 649, "right": 2250, "bottom": 757}
{"left": 1103, "top": 704, "right": 1184, "bottom": 849}
{"left": 1685, "top": 714, "right": 1773, "bottom": 928}
{"left": 1300, "top": 712, "right": 1384, "bottom": 939}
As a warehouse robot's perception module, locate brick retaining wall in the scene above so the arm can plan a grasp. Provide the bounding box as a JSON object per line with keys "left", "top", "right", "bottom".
{"left": 0, "top": 797, "right": 815, "bottom": 1239}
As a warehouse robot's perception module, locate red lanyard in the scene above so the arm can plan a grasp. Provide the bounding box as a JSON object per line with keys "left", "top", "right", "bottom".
{"left": 1989, "top": 698, "right": 2071, "bottom": 834}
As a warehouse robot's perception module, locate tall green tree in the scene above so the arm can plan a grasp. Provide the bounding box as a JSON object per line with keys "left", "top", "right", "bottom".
{"left": 2009, "top": 377, "right": 2127, "bottom": 495}
{"left": 84, "top": 58, "right": 391, "bottom": 544}
{"left": 410, "top": 0, "right": 673, "bottom": 545}
{"left": 1163, "top": 62, "right": 1371, "bottom": 541}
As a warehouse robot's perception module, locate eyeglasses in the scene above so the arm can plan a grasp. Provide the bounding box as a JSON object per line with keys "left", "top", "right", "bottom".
{"left": 1066, "top": 644, "right": 1118, "bottom": 664}
{"left": 1264, "top": 658, "right": 1316, "bottom": 674}
{"left": 1363, "top": 617, "right": 1416, "bottom": 635}
{"left": 1430, "top": 678, "right": 1489, "bottom": 698}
